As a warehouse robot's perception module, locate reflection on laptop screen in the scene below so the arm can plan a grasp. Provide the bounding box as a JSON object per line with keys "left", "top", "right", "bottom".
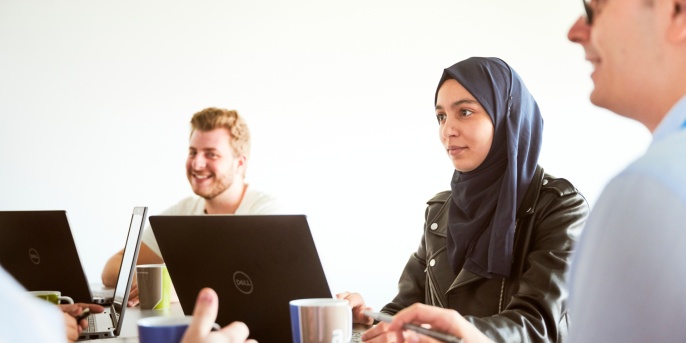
{"left": 113, "top": 208, "right": 145, "bottom": 308}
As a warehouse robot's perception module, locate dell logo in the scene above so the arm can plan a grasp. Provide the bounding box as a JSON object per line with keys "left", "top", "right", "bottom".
{"left": 233, "top": 271, "right": 253, "bottom": 294}
{"left": 236, "top": 280, "right": 251, "bottom": 287}
{"left": 28, "top": 248, "right": 40, "bottom": 265}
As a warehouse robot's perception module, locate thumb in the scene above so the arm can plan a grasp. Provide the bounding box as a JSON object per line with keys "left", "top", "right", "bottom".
{"left": 184, "top": 288, "right": 219, "bottom": 339}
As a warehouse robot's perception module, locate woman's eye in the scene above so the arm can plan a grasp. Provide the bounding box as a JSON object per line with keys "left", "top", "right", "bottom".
{"left": 436, "top": 113, "right": 446, "bottom": 124}
{"left": 460, "top": 109, "right": 474, "bottom": 117}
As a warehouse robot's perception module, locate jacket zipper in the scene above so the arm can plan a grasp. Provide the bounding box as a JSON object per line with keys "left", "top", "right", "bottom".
{"left": 428, "top": 268, "right": 445, "bottom": 308}
{"left": 498, "top": 218, "right": 520, "bottom": 312}
{"left": 498, "top": 278, "right": 505, "bottom": 313}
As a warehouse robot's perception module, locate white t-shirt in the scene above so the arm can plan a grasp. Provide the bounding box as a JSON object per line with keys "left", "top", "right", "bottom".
{"left": 142, "top": 186, "right": 282, "bottom": 257}
{"left": 0, "top": 267, "right": 66, "bottom": 343}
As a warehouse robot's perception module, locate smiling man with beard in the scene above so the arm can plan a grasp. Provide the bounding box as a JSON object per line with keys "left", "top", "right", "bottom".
{"left": 101, "top": 107, "right": 281, "bottom": 305}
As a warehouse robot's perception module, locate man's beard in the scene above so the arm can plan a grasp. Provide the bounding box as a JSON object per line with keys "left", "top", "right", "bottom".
{"left": 189, "top": 172, "right": 233, "bottom": 200}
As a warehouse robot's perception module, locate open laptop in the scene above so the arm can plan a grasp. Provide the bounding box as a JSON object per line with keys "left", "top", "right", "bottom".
{"left": 78, "top": 206, "right": 147, "bottom": 340}
{"left": 150, "top": 215, "right": 336, "bottom": 343}
{"left": 0, "top": 210, "right": 116, "bottom": 304}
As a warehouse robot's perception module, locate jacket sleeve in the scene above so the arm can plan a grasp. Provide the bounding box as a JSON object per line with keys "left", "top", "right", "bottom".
{"left": 380, "top": 191, "right": 451, "bottom": 315}
{"left": 465, "top": 180, "right": 588, "bottom": 343}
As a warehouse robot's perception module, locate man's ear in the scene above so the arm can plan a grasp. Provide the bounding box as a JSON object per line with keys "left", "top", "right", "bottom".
{"left": 235, "top": 154, "right": 248, "bottom": 177}
{"left": 668, "top": 0, "right": 686, "bottom": 42}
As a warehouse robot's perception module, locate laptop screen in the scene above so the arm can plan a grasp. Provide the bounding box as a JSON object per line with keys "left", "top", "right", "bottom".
{"left": 111, "top": 207, "right": 147, "bottom": 320}
{"left": 0, "top": 210, "right": 94, "bottom": 303}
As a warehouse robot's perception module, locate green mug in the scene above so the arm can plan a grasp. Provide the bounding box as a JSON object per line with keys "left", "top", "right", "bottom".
{"left": 29, "top": 290, "right": 74, "bottom": 305}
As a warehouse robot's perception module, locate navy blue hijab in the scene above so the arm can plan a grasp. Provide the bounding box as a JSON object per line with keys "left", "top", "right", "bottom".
{"left": 436, "top": 57, "right": 543, "bottom": 279}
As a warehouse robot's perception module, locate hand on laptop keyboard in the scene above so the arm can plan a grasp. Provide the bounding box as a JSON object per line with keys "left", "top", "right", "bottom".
{"left": 59, "top": 303, "right": 105, "bottom": 343}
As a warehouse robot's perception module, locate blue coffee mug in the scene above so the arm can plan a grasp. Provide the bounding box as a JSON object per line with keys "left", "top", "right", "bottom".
{"left": 138, "top": 316, "right": 193, "bottom": 343}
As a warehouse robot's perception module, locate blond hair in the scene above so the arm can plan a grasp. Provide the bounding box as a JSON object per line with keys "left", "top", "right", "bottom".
{"left": 190, "top": 107, "right": 251, "bottom": 158}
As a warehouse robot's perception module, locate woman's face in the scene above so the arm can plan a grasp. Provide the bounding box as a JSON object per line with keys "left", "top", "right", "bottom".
{"left": 435, "top": 79, "right": 494, "bottom": 172}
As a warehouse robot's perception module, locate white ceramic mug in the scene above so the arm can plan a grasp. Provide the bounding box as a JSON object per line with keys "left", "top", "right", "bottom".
{"left": 290, "top": 298, "right": 352, "bottom": 343}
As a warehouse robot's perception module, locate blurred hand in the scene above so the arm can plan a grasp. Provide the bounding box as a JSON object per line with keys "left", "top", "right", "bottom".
{"left": 385, "top": 303, "right": 494, "bottom": 343}
{"left": 360, "top": 321, "right": 400, "bottom": 343}
{"left": 62, "top": 312, "right": 79, "bottom": 343}
{"left": 171, "top": 282, "right": 180, "bottom": 303}
{"left": 336, "top": 291, "right": 374, "bottom": 325}
{"left": 127, "top": 282, "right": 140, "bottom": 307}
{"left": 181, "top": 288, "right": 258, "bottom": 343}
{"left": 59, "top": 303, "right": 106, "bottom": 342}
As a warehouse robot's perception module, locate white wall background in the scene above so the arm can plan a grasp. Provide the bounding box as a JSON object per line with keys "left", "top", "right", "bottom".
{"left": 0, "top": 0, "right": 651, "bottom": 312}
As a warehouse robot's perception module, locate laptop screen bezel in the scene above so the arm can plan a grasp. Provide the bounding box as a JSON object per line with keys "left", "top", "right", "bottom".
{"left": 111, "top": 206, "right": 147, "bottom": 335}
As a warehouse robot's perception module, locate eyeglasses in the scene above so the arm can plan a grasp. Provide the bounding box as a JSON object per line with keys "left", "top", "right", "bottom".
{"left": 582, "top": 0, "right": 594, "bottom": 25}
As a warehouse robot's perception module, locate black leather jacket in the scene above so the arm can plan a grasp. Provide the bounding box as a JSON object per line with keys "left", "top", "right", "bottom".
{"left": 381, "top": 166, "right": 589, "bottom": 343}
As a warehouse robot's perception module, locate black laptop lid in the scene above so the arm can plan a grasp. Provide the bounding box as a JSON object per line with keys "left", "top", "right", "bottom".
{"left": 0, "top": 211, "right": 93, "bottom": 303}
{"left": 150, "top": 214, "right": 332, "bottom": 343}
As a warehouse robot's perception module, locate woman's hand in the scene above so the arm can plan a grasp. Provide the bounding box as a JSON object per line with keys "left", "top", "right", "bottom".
{"left": 336, "top": 291, "right": 374, "bottom": 325}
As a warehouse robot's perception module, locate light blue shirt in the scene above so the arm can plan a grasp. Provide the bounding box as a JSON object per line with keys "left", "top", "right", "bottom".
{"left": 0, "top": 266, "right": 66, "bottom": 343}
{"left": 568, "top": 96, "right": 686, "bottom": 342}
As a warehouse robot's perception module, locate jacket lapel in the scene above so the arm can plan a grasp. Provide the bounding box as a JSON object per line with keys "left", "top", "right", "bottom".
{"left": 450, "top": 268, "right": 484, "bottom": 290}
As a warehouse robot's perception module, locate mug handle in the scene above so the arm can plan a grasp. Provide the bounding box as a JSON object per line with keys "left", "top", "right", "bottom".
{"left": 59, "top": 296, "right": 74, "bottom": 304}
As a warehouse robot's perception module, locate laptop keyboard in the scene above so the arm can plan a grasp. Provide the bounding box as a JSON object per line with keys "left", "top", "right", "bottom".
{"left": 83, "top": 314, "right": 96, "bottom": 333}
{"left": 82, "top": 309, "right": 114, "bottom": 334}
{"left": 352, "top": 330, "right": 362, "bottom": 343}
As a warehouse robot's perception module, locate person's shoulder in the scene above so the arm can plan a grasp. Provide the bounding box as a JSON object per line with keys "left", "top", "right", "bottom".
{"left": 540, "top": 172, "right": 582, "bottom": 198}
{"left": 244, "top": 186, "right": 277, "bottom": 201}
{"left": 610, "top": 131, "right": 686, "bottom": 201}
{"left": 160, "top": 196, "right": 205, "bottom": 215}
{"left": 240, "top": 186, "right": 282, "bottom": 214}
{"left": 626, "top": 130, "right": 686, "bottom": 182}
{"left": 426, "top": 190, "right": 451, "bottom": 204}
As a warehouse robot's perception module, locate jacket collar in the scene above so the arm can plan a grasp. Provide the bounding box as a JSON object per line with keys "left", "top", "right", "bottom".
{"left": 516, "top": 165, "right": 543, "bottom": 219}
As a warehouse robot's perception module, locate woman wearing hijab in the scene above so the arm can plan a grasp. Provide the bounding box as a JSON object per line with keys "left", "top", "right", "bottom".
{"left": 340, "top": 57, "right": 589, "bottom": 343}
